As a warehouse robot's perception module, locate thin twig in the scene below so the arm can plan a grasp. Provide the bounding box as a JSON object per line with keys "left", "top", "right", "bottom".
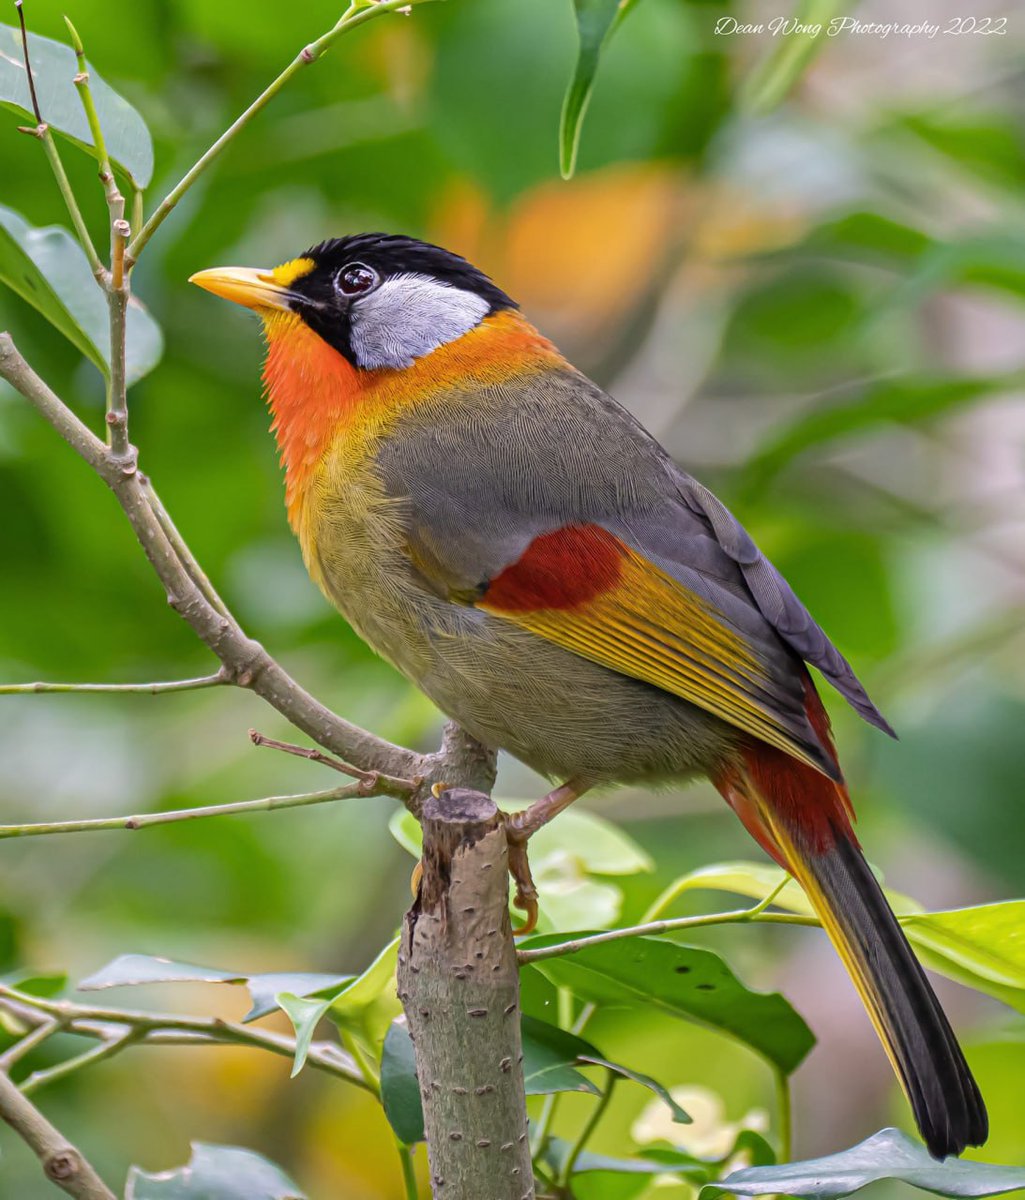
{"left": 517, "top": 907, "right": 818, "bottom": 965}
{"left": 249, "top": 728, "right": 416, "bottom": 794}
{"left": 141, "top": 477, "right": 233, "bottom": 619}
{"left": 21, "top": 1029, "right": 139, "bottom": 1097}
{"left": 0, "top": 333, "right": 442, "bottom": 799}
{"left": 0, "top": 779, "right": 386, "bottom": 841}
{"left": 0, "top": 1069, "right": 116, "bottom": 1200}
{"left": 14, "top": 4, "right": 106, "bottom": 281}
{"left": 125, "top": 0, "right": 440, "bottom": 266}
{"left": 64, "top": 17, "right": 131, "bottom": 455}
{"left": 0, "top": 1016, "right": 64, "bottom": 1071}
{"left": 0, "top": 987, "right": 369, "bottom": 1091}
{"left": 14, "top": 0, "right": 42, "bottom": 123}
{"left": 38, "top": 134, "right": 106, "bottom": 282}
{"left": 64, "top": 17, "right": 117, "bottom": 203}
{"left": 0, "top": 672, "right": 227, "bottom": 696}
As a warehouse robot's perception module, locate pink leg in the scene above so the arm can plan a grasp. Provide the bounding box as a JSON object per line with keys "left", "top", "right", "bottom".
{"left": 504, "top": 779, "right": 589, "bottom": 934}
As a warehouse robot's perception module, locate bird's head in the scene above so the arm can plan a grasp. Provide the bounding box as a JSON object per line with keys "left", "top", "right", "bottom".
{"left": 189, "top": 233, "right": 517, "bottom": 371}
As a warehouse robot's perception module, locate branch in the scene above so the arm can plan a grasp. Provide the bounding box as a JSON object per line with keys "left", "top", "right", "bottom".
{"left": 0, "top": 988, "right": 368, "bottom": 1092}
{"left": 0, "top": 332, "right": 459, "bottom": 797}
{"left": 0, "top": 775, "right": 405, "bottom": 841}
{"left": 0, "top": 1068, "right": 116, "bottom": 1200}
{"left": 516, "top": 907, "right": 819, "bottom": 965}
{"left": 398, "top": 788, "right": 535, "bottom": 1200}
{"left": 0, "top": 672, "right": 227, "bottom": 695}
{"left": 14, "top": 3, "right": 105, "bottom": 282}
{"left": 125, "top": 0, "right": 440, "bottom": 267}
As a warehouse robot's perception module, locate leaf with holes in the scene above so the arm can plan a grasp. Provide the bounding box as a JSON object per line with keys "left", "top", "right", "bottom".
{"left": 523, "top": 935, "right": 814, "bottom": 1073}
{"left": 125, "top": 1143, "right": 305, "bottom": 1199}
{"left": 0, "top": 23, "right": 153, "bottom": 185}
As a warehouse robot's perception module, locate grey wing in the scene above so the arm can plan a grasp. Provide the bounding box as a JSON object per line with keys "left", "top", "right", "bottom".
{"left": 376, "top": 365, "right": 893, "bottom": 740}
{"left": 670, "top": 474, "right": 896, "bottom": 738}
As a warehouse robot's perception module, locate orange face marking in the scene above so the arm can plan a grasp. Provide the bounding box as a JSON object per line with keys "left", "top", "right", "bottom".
{"left": 260, "top": 308, "right": 566, "bottom": 528}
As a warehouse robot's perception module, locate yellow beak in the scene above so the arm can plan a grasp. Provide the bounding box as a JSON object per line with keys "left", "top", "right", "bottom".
{"left": 188, "top": 266, "right": 291, "bottom": 311}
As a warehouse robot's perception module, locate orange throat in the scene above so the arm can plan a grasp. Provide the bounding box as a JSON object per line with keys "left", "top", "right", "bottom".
{"left": 260, "top": 307, "right": 566, "bottom": 527}
{"left": 261, "top": 312, "right": 363, "bottom": 523}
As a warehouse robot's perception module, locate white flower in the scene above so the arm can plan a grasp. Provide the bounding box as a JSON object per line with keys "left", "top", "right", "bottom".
{"left": 631, "top": 1085, "right": 769, "bottom": 1160}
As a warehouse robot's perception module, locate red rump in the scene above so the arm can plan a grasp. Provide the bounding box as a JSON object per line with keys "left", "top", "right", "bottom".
{"left": 715, "top": 674, "right": 856, "bottom": 863}
{"left": 484, "top": 524, "right": 626, "bottom": 613}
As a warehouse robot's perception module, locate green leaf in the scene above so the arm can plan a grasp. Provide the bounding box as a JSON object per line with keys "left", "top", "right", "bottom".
{"left": 328, "top": 936, "right": 401, "bottom": 1060}
{"left": 78, "top": 953, "right": 350, "bottom": 1022}
{"left": 0, "top": 23, "right": 153, "bottom": 186}
{"left": 741, "top": 0, "right": 843, "bottom": 115}
{"left": 662, "top": 859, "right": 921, "bottom": 920}
{"left": 125, "top": 1143, "right": 306, "bottom": 1199}
{"left": 520, "top": 1014, "right": 602, "bottom": 1097}
{"left": 559, "top": 0, "right": 622, "bottom": 179}
{"left": 1, "top": 969, "right": 68, "bottom": 998}
{"left": 0, "top": 204, "right": 163, "bottom": 383}
{"left": 903, "top": 902, "right": 1025, "bottom": 1013}
{"left": 544, "top": 1138, "right": 706, "bottom": 1179}
{"left": 381, "top": 1020, "right": 424, "bottom": 1144}
{"left": 662, "top": 863, "right": 1025, "bottom": 1013}
{"left": 523, "top": 935, "right": 815, "bottom": 1074}
{"left": 276, "top": 993, "right": 331, "bottom": 1077}
{"left": 701, "top": 1127, "right": 1025, "bottom": 1199}
{"left": 578, "top": 1056, "right": 691, "bottom": 1123}
{"left": 0, "top": 204, "right": 105, "bottom": 373}
{"left": 381, "top": 1014, "right": 646, "bottom": 1146}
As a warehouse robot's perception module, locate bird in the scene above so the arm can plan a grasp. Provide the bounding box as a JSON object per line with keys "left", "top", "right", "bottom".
{"left": 190, "top": 232, "right": 987, "bottom": 1159}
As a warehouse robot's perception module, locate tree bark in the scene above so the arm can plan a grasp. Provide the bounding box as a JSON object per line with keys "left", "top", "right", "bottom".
{"left": 398, "top": 789, "right": 535, "bottom": 1200}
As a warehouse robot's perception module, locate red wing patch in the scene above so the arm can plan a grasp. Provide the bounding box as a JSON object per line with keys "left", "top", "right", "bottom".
{"left": 483, "top": 524, "right": 627, "bottom": 613}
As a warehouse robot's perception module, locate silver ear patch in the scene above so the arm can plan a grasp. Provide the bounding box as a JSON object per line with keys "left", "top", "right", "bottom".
{"left": 348, "top": 273, "right": 491, "bottom": 369}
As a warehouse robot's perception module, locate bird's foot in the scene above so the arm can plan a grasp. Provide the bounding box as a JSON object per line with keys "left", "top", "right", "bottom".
{"left": 502, "top": 779, "right": 588, "bottom": 936}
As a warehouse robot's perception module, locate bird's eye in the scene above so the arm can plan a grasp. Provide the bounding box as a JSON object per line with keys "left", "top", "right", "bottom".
{"left": 336, "top": 262, "right": 379, "bottom": 297}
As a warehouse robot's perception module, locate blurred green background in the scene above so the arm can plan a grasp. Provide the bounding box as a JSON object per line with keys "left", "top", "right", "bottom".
{"left": 2, "top": 0, "right": 1024, "bottom": 1195}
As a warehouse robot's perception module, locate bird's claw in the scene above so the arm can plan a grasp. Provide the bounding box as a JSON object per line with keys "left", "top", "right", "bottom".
{"left": 504, "top": 814, "right": 539, "bottom": 935}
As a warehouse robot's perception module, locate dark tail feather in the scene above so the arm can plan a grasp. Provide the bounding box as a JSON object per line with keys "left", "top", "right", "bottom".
{"left": 714, "top": 677, "right": 988, "bottom": 1158}
{"left": 796, "top": 824, "right": 988, "bottom": 1158}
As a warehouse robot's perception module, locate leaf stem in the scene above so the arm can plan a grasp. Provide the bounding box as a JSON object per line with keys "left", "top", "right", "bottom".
{"left": 38, "top": 132, "right": 106, "bottom": 282}
{"left": 558, "top": 1070, "right": 616, "bottom": 1187}
{"left": 125, "top": 0, "right": 438, "bottom": 266}
{"left": 397, "top": 1141, "right": 419, "bottom": 1200}
{"left": 64, "top": 17, "right": 118, "bottom": 206}
{"left": 0, "top": 672, "right": 227, "bottom": 696}
{"left": 774, "top": 1066, "right": 792, "bottom": 1164}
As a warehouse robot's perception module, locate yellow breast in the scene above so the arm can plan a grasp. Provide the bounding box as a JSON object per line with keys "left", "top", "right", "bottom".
{"left": 260, "top": 307, "right": 566, "bottom": 588}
